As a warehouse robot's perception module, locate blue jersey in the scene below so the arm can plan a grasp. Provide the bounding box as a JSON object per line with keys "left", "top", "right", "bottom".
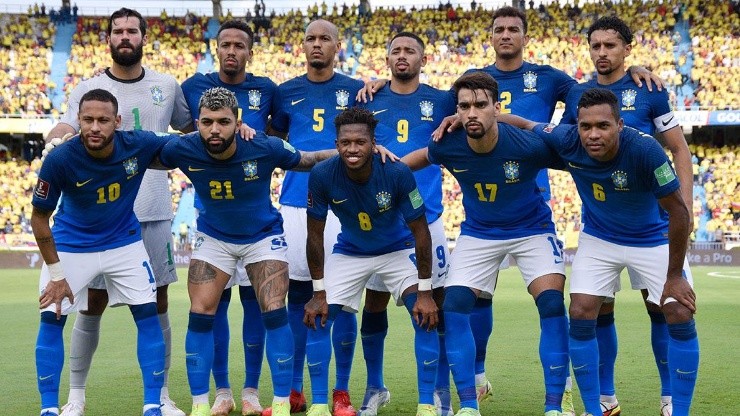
{"left": 307, "top": 154, "right": 426, "bottom": 256}
{"left": 159, "top": 132, "right": 302, "bottom": 244}
{"left": 181, "top": 72, "right": 277, "bottom": 131}
{"left": 32, "top": 131, "right": 173, "bottom": 252}
{"left": 534, "top": 123, "right": 680, "bottom": 247}
{"left": 271, "top": 73, "right": 364, "bottom": 208}
{"left": 561, "top": 73, "right": 678, "bottom": 136}
{"left": 428, "top": 123, "right": 559, "bottom": 240}
{"left": 466, "top": 62, "right": 575, "bottom": 201}
{"left": 360, "top": 84, "right": 456, "bottom": 223}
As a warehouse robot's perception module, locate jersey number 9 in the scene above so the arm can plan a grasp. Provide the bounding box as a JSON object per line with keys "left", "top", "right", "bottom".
{"left": 397, "top": 119, "right": 409, "bottom": 143}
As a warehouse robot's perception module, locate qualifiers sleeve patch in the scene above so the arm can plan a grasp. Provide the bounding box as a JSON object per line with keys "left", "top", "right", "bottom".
{"left": 654, "top": 161, "right": 676, "bottom": 186}
{"left": 307, "top": 191, "right": 313, "bottom": 208}
{"left": 34, "top": 178, "right": 50, "bottom": 200}
{"left": 409, "top": 188, "right": 423, "bottom": 209}
{"left": 283, "top": 140, "right": 297, "bottom": 153}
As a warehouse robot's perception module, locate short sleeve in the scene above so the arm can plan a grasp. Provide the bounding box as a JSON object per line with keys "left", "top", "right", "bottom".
{"left": 306, "top": 167, "right": 329, "bottom": 220}
{"left": 270, "top": 87, "right": 288, "bottom": 133}
{"left": 394, "top": 164, "right": 426, "bottom": 223}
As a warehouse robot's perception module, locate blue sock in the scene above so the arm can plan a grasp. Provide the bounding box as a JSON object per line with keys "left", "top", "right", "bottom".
{"left": 36, "top": 312, "right": 67, "bottom": 411}
{"left": 596, "top": 312, "right": 617, "bottom": 396}
{"left": 668, "top": 320, "right": 699, "bottom": 416}
{"left": 240, "top": 286, "right": 265, "bottom": 390}
{"left": 360, "top": 309, "right": 388, "bottom": 389}
{"left": 263, "top": 308, "right": 294, "bottom": 398}
{"left": 186, "top": 312, "right": 215, "bottom": 396}
{"left": 332, "top": 309, "right": 357, "bottom": 392}
{"left": 404, "top": 294, "right": 439, "bottom": 405}
{"left": 131, "top": 303, "right": 165, "bottom": 406}
{"left": 569, "top": 319, "right": 600, "bottom": 416}
{"left": 649, "top": 311, "right": 671, "bottom": 397}
{"left": 470, "top": 297, "right": 493, "bottom": 376}
{"left": 436, "top": 313, "right": 451, "bottom": 391}
{"left": 443, "top": 286, "right": 478, "bottom": 410}
{"left": 536, "top": 290, "right": 568, "bottom": 412}
{"left": 305, "top": 305, "right": 340, "bottom": 404}
{"left": 288, "top": 280, "right": 312, "bottom": 392}
{"left": 212, "top": 288, "right": 231, "bottom": 389}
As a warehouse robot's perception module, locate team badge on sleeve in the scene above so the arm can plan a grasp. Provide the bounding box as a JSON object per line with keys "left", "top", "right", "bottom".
{"left": 34, "top": 178, "right": 50, "bottom": 200}
{"left": 654, "top": 162, "right": 677, "bottom": 186}
{"left": 123, "top": 157, "right": 139, "bottom": 179}
{"left": 408, "top": 188, "right": 423, "bottom": 210}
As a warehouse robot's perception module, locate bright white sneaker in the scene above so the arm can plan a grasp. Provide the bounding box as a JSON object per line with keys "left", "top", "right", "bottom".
{"left": 160, "top": 396, "right": 186, "bottom": 416}
{"left": 660, "top": 400, "right": 672, "bottom": 416}
{"left": 475, "top": 380, "right": 492, "bottom": 403}
{"left": 211, "top": 390, "right": 236, "bottom": 416}
{"left": 60, "top": 401, "right": 85, "bottom": 416}
{"left": 240, "top": 387, "right": 263, "bottom": 415}
{"left": 357, "top": 387, "right": 390, "bottom": 416}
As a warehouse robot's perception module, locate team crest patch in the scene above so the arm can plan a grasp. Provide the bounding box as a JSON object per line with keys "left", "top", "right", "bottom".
{"left": 123, "top": 157, "right": 139, "bottom": 179}
{"left": 336, "top": 89, "right": 350, "bottom": 109}
{"left": 150, "top": 86, "right": 165, "bottom": 106}
{"left": 248, "top": 90, "right": 261, "bottom": 110}
{"left": 621, "top": 89, "right": 637, "bottom": 110}
{"left": 523, "top": 71, "right": 537, "bottom": 92}
{"left": 503, "top": 161, "right": 520, "bottom": 183}
{"left": 243, "top": 160, "right": 259, "bottom": 181}
{"left": 420, "top": 100, "right": 434, "bottom": 121}
{"left": 543, "top": 123, "right": 556, "bottom": 133}
{"left": 376, "top": 191, "right": 392, "bottom": 213}
{"left": 611, "top": 170, "right": 629, "bottom": 190}
{"left": 34, "top": 178, "right": 50, "bottom": 200}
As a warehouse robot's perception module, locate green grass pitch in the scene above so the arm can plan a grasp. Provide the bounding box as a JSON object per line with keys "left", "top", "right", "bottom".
{"left": 2, "top": 266, "right": 738, "bottom": 415}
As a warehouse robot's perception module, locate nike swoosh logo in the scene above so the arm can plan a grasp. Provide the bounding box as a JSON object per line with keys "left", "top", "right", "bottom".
{"left": 153, "top": 370, "right": 165, "bottom": 376}
{"left": 423, "top": 359, "right": 438, "bottom": 365}
{"left": 185, "top": 353, "right": 198, "bottom": 357}
{"left": 76, "top": 179, "right": 93, "bottom": 187}
{"left": 372, "top": 109, "right": 388, "bottom": 115}
{"left": 127, "top": 173, "right": 138, "bottom": 180}
{"left": 332, "top": 198, "right": 348, "bottom": 204}
{"left": 437, "top": 272, "right": 447, "bottom": 278}
{"left": 572, "top": 364, "right": 587, "bottom": 371}
{"left": 188, "top": 166, "right": 205, "bottom": 172}
{"left": 277, "top": 356, "right": 294, "bottom": 363}
{"left": 341, "top": 340, "right": 354, "bottom": 346}
{"left": 38, "top": 374, "right": 54, "bottom": 381}
{"left": 568, "top": 162, "right": 584, "bottom": 170}
{"left": 307, "top": 361, "right": 321, "bottom": 367}
{"left": 662, "top": 116, "right": 675, "bottom": 126}
{"left": 292, "top": 98, "right": 306, "bottom": 105}
{"left": 246, "top": 343, "right": 261, "bottom": 348}
{"left": 554, "top": 260, "right": 563, "bottom": 264}
{"left": 660, "top": 360, "right": 669, "bottom": 365}
{"left": 549, "top": 365, "right": 565, "bottom": 370}
{"left": 452, "top": 168, "right": 468, "bottom": 173}
{"left": 676, "top": 369, "right": 696, "bottom": 375}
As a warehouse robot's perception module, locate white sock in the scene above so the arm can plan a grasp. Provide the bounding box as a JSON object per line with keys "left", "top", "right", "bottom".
{"left": 193, "top": 393, "right": 209, "bottom": 405}
{"left": 41, "top": 407, "right": 59, "bottom": 416}
{"left": 474, "top": 373, "right": 487, "bottom": 386}
{"left": 158, "top": 312, "right": 172, "bottom": 389}
{"left": 68, "top": 314, "right": 102, "bottom": 400}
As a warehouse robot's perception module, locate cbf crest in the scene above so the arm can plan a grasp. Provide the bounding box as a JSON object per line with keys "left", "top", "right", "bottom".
{"left": 621, "top": 90, "right": 637, "bottom": 110}
{"left": 503, "top": 161, "right": 520, "bottom": 183}
{"left": 150, "top": 86, "right": 165, "bottom": 106}
{"left": 376, "top": 191, "right": 392, "bottom": 213}
{"left": 335, "top": 90, "right": 350, "bottom": 109}
{"left": 611, "top": 170, "right": 629, "bottom": 190}
{"left": 523, "top": 71, "right": 538, "bottom": 92}
{"left": 248, "top": 90, "right": 261, "bottom": 110}
{"left": 420, "top": 100, "right": 434, "bottom": 121}
{"left": 243, "top": 160, "right": 259, "bottom": 181}
{"left": 123, "top": 157, "right": 139, "bottom": 179}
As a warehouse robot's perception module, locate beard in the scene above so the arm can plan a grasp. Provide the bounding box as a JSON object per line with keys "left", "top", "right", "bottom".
{"left": 201, "top": 134, "right": 235, "bottom": 155}
{"left": 111, "top": 41, "right": 144, "bottom": 66}
{"left": 308, "top": 58, "right": 331, "bottom": 70}
{"left": 465, "top": 123, "right": 486, "bottom": 139}
{"left": 392, "top": 68, "right": 417, "bottom": 81}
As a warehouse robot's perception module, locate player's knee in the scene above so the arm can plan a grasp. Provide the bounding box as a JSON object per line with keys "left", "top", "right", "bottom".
{"left": 130, "top": 302, "right": 158, "bottom": 321}
{"left": 569, "top": 319, "right": 596, "bottom": 341}
{"left": 262, "top": 307, "right": 289, "bottom": 330}
{"left": 288, "top": 280, "right": 313, "bottom": 305}
{"left": 661, "top": 302, "right": 694, "bottom": 325}
{"left": 82, "top": 288, "right": 108, "bottom": 315}
{"left": 364, "top": 288, "right": 391, "bottom": 313}
{"left": 644, "top": 299, "right": 662, "bottom": 313}
{"left": 535, "top": 289, "right": 566, "bottom": 319}
{"left": 442, "top": 286, "right": 476, "bottom": 314}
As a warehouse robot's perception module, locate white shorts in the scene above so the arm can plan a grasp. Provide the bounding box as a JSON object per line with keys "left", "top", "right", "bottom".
{"left": 191, "top": 232, "right": 288, "bottom": 277}
{"left": 281, "top": 205, "right": 341, "bottom": 281}
{"left": 88, "top": 220, "right": 177, "bottom": 289}
{"left": 38, "top": 240, "right": 157, "bottom": 315}
{"left": 445, "top": 234, "right": 566, "bottom": 296}
{"left": 571, "top": 233, "right": 693, "bottom": 306}
{"left": 326, "top": 249, "right": 419, "bottom": 313}
{"left": 228, "top": 259, "right": 251, "bottom": 289}
{"left": 366, "top": 217, "right": 450, "bottom": 291}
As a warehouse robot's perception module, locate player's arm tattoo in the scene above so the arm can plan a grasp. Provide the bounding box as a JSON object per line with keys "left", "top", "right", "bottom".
{"left": 293, "top": 149, "right": 338, "bottom": 171}
{"left": 246, "top": 260, "right": 289, "bottom": 311}
{"left": 306, "top": 216, "right": 327, "bottom": 280}
{"left": 188, "top": 260, "right": 218, "bottom": 285}
{"left": 408, "top": 216, "right": 432, "bottom": 280}
{"left": 31, "top": 207, "right": 60, "bottom": 265}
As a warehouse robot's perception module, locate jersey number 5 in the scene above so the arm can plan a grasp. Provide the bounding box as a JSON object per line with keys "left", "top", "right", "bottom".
{"left": 313, "top": 109, "right": 325, "bottom": 132}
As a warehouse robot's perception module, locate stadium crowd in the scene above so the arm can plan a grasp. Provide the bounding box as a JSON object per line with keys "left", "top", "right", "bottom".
{"left": 0, "top": 0, "right": 737, "bottom": 248}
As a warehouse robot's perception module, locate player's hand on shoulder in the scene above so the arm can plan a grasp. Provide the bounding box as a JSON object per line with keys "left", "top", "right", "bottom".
{"left": 432, "top": 114, "right": 461, "bottom": 142}
{"left": 41, "top": 132, "right": 75, "bottom": 163}
{"left": 661, "top": 277, "right": 696, "bottom": 314}
{"left": 374, "top": 144, "right": 398, "bottom": 163}
{"left": 356, "top": 78, "right": 388, "bottom": 103}
{"left": 628, "top": 65, "right": 664, "bottom": 92}
{"left": 303, "top": 290, "right": 329, "bottom": 329}
{"left": 238, "top": 123, "right": 257, "bottom": 141}
{"left": 39, "top": 279, "right": 74, "bottom": 320}
{"left": 412, "top": 289, "right": 439, "bottom": 330}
